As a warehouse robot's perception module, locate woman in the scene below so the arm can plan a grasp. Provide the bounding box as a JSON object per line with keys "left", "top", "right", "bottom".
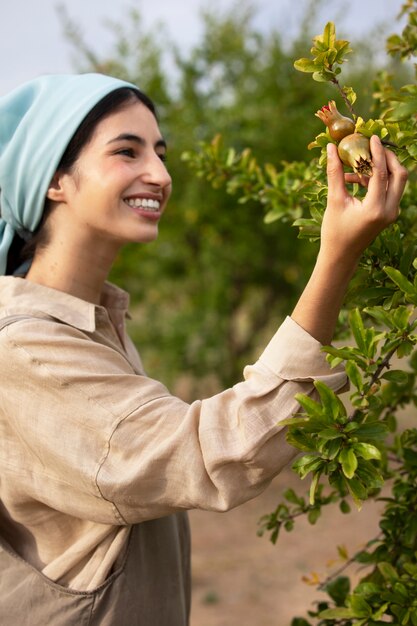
{"left": 0, "top": 73, "right": 407, "bottom": 625}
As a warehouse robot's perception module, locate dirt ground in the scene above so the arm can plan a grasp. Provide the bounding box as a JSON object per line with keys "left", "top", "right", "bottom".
{"left": 189, "top": 465, "right": 384, "bottom": 626}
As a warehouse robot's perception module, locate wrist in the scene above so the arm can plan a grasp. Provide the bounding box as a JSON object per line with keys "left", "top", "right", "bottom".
{"left": 316, "top": 246, "right": 361, "bottom": 278}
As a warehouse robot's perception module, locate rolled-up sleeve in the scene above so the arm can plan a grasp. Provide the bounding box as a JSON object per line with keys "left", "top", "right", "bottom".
{"left": 98, "top": 316, "right": 347, "bottom": 522}
{"left": 0, "top": 316, "right": 346, "bottom": 525}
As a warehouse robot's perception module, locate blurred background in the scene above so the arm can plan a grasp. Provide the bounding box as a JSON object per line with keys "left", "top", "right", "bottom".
{"left": 1, "top": 0, "right": 410, "bottom": 623}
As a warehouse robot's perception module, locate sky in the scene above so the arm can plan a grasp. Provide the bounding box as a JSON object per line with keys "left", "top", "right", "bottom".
{"left": 0, "top": 0, "right": 407, "bottom": 95}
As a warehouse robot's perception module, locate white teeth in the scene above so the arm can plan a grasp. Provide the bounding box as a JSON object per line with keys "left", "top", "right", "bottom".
{"left": 125, "top": 198, "right": 161, "bottom": 211}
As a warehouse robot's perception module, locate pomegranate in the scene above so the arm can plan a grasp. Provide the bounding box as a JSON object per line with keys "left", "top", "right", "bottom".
{"left": 315, "top": 100, "right": 355, "bottom": 142}
{"left": 337, "top": 133, "right": 372, "bottom": 177}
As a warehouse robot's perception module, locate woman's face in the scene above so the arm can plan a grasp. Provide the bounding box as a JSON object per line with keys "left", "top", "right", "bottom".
{"left": 50, "top": 100, "right": 172, "bottom": 248}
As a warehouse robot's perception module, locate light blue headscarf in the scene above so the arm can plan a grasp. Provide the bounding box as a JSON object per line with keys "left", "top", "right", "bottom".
{"left": 0, "top": 73, "right": 139, "bottom": 274}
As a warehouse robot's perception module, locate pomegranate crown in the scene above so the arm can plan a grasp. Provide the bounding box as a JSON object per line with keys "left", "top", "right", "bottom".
{"left": 315, "top": 100, "right": 342, "bottom": 125}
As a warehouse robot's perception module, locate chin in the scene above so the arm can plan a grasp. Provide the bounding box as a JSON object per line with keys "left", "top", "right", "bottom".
{"left": 132, "top": 229, "right": 160, "bottom": 244}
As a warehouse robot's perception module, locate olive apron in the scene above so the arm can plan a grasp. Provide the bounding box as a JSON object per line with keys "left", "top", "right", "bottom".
{"left": 0, "top": 513, "right": 191, "bottom": 626}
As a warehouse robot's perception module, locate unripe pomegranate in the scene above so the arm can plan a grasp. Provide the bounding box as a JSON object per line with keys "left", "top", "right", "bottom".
{"left": 316, "top": 100, "right": 355, "bottom": 142}
{"left": 337, "top": 133, "right": 373, "bottom": 177}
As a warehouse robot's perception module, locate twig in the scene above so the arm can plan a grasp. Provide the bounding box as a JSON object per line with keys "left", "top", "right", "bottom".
{"left": 330, "top": 75, "right": 357, "bottom": 119}
{"left": 317, "top": 531, "right": 384, "bottom": 591}
{"left": 349, "top": 345, "right": 398, "bottom": 422}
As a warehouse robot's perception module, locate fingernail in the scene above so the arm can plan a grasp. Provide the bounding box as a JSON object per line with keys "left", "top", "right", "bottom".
{"left": 327, "top": 143, "right": 332, "bottom": 155}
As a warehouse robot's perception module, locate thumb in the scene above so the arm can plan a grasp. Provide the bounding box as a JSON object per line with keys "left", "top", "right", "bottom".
{"left": 326, "top": 142, "right": 346, "bottom": 205}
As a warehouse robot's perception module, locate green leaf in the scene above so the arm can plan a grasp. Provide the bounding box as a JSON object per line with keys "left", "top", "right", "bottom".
{"left": 286, "top": 428, "right": 316, "bottom": 452}
{"left": 355, "top": 422, "right": 388, "bottom": 441}
{"left": 346, "top": 477, "right": 367, "bottom": 505}
{"left": 226, "top": 147, "right": 236, "bottom": 166}
{"left": 339, "top": 448, "right": 358, "bottom": 479}
{"left": 397, "top": 340, "right": 414, "bottom": 358}
{"left": 309, "top": 471, "right": 321, "bottom": 505}
{"left": 280, "top": 417, "right": 309, "bottom": 428}
{"left": 342, "top": 86, "right": 357, "bottom": 105}
{"left": 353, "top": 442, "right": 381, "bottom": 461}
{"left": 345, "top": 360, "right": 363, "bottom": 391}
{"left": 322, "top": 437, "right": 342, "bottom": 459}
{"left": 284, "top": 488, "right": 304, "bottom": 506}
{"left": 307, "top": 507, "right": 321, "bottom": 524}
{"left": 377, "top": 561, "right": 399, "bottom": 583}
{"left": 354, "top": 582, "right": 381, "bottom": 597}
{"left": 372, "top": 602, "right": 389, "bottom": 620}
{"left": 322, "top": 21, "right": 336, "bottom": 48}
{"left": 387, "top": 98, "right": 417, "bottom": 121}
{"left": 294, "top": 393, "right": 323, "bottom": 419}
{"left": 349, "top": 308, "right": 367, "bottom": 352}
{"left": 381, "top": 370, "right": 409, "bottom": 384}
{"left": 394, "top": 581, "right": 410, "bottom": 601}
{"left": 318, "top": 607, "right": 355, "bottom": 619}
{"left": 312, "top": 71, "right": 330, "bottom": 83}
{"left": 292, "top": 454, "right": 324, "bottom": 480}
{"left": 314, "top": 380, "right": 341, "bottom": 420}
{"left": 349, "top": 595, "right": 372, "bottom": 617}
{"left": 392, "top": 305, "right": 413, "bottom": 330}
{"left": 355, "top": 460, "right": 384, "bottom": 488}
{"left": 403, "top": 562, "right": 417, "bottom": 576}
{"left": 340, "top": 499, "right": 351, "bottom": 514}
{"left": 325, "top": 576, "right": 350, "bottom": 605}
{"left": 324, "top": 345, "right": 363, "bottom": 362}
{"left": 293, "top": 58, "right": 317, "bottom": 73}
{"left": 364, "top": 306, "right": 392, "bottom": 327}
{"left": 318, "top": 428, "right": 343, "bottom": 441}
{"left": 384, "top": 266, "right": 415, "bottom": 295}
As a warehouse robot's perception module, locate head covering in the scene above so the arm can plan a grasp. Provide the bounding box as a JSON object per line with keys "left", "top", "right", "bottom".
{"left": 0, "top": 73, "right": 138, "bottom": 275}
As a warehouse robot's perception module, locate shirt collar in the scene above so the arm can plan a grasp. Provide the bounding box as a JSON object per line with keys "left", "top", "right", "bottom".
{"left": 0, "top": 277, "right": 130, "bottom": 332}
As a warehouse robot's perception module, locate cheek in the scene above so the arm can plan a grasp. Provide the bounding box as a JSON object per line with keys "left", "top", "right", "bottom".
{"left": 165, "top": 183, "right": 173, "bottom": 200}
{"left": 101, "top": 162, "right": 137, "bottom": 188}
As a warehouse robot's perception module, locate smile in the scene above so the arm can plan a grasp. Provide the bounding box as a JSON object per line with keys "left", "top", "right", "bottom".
{"left": 124, "top": 198, "right": 161, "bottom": 211}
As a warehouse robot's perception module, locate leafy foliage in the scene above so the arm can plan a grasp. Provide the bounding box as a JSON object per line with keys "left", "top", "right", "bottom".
{"left": 177, "top": 4, "right": 417, "bottom": 624}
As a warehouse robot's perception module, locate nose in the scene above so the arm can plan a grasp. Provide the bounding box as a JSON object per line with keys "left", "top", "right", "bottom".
{"left": 142, "top": 152, "right": 172, "bottom": 190}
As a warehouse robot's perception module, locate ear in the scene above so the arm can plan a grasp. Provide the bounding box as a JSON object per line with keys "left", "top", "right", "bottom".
{"left": 46, "top": 171, "right": 67, "bottom": 202}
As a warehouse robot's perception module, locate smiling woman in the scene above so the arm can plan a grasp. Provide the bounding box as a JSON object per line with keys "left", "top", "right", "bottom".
{"left": 16, "top": 85, "right": 171, "bottom": 304}
{"left": 26, "top": 98, "right": 172, "bottom": 303}
{"left": 0, "top": 72, "right": 407, "bottom": 626}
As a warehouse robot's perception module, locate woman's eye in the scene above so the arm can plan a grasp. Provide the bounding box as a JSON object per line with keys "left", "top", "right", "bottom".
{"left": 117, "top": 148, "right": 135, "bottom": 158}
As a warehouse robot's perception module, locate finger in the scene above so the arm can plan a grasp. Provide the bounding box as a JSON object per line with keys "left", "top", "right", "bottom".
{"left": 384, "top": 148, "right": 408, "bottom": 218}
{"left": 344, "top": 172, "right": 369, "bottom": 187}
{"left": 365, "top": 135, "right": 389, "bottom": 208}
{"left": 326, "top": 142, "right": 347, "bottom": 205}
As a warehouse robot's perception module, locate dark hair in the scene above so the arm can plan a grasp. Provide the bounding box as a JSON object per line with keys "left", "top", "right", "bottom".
{"left": 8, "top": 86, "right": 156, "bottom": 275}
{"left": 57, "top": 87, "right": 156, "bottom": 173}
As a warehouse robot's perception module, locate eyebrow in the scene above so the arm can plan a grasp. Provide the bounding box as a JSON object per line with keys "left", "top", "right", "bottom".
{"left": 107, "top": 133, "right": 167, "bottom": 150}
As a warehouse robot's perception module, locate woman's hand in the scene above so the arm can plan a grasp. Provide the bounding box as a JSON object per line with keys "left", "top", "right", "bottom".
{"left": 291, "top": 136, "right": 408, "bottom": 345}
{"left": 320, "top": 135, "right": 408, "bottom": 265}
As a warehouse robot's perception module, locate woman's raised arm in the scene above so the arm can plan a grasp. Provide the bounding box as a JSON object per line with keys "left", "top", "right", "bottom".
{"left": 291, "top": 135, "right": 408, "bottom": 345}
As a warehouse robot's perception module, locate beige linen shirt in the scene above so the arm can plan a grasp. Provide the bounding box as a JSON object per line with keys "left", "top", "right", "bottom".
{"left": 0, "top": 276, "right": 346, "bottom": 592}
